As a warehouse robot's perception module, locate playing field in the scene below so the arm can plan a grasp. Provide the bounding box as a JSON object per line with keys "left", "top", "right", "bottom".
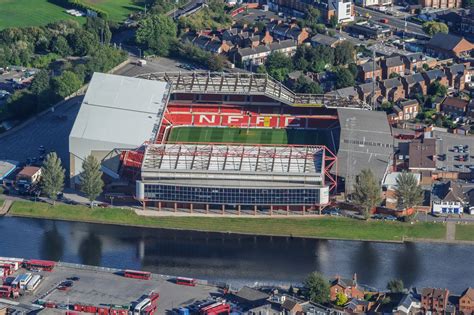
{"left": 82, "top": 0, "right": 143, "bottom": 22}
{"left": 167, "top": 126, "right": 330, "bottom": 145}
{"left": 0, "top": 0, "right": 83, "bottom": 30}
{"left": 0, "top": 0, "right": 141, "bottom": 29}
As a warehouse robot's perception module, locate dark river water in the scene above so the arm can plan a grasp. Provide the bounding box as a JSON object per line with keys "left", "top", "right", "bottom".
{"left": 0, "top": 216, "right": 472, "bottom": 293}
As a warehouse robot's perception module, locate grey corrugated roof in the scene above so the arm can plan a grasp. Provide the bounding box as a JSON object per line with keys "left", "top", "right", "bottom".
{"left": 234, "top": 287, "right": 269, "bottom": 302}
{"left": 336, "top": 109, "right": 393, "bottom": 187}
{"left": 70, "top": 73, "right": 168, "bottom": 146}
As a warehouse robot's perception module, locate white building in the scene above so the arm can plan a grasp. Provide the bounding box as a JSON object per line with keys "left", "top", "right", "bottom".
{"left": 432, "top": 181, "right": 466, "bottom": 214}
{"left": 329, "top": 0, "right": 355, "bottom": 24}
{"left": 68, "top": 73, "right": 169, "bottom": 187}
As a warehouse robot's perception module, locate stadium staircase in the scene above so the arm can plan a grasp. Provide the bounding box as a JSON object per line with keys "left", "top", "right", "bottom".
{"left": 136, "top": 72, "right": 372, "bottom": 110}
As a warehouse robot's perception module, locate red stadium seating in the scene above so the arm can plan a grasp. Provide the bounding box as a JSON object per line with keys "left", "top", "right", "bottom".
{"left": 162, "top": 103, "right": 339, "bottom": 132}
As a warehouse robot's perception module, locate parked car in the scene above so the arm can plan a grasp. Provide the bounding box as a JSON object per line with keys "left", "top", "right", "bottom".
{"left": 384, "top": 215, "right": 397, "bottom": 221}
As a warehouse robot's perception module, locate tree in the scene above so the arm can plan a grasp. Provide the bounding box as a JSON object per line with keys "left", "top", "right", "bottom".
{"left": 294, "top": 75, "right": 323, "bottom": 94}
{"left": 40, "top": 152, "right": 65, "bottom": 205}
{"left": 303, "top": 272, "right": 330, "bottom": 304}
{"left": 52, "top": 71, "right": 82, "bottom": 98}
{"left": 335, "top": 292, "right": 348, "bottom": 306}
{"left": 334, "top": 67, "right": 355, "bottom": 89}
{"left": 67, "top": 29, "right": 98, "bottom": 56}
{"left": 422, "top": 21, "right": 449, "bottom": 36}
{"left": 395, "top": 172, "right": 424, "bottom": 210}
{"left": 304, "top": 6, "right": 322, "bottom": 30}
{"left": 428, "top": 81, "right": 447, "bottom": 97}
{"left": 265, "top": 51, "right": 293, "bottom": 82}
{"left": 334, "top": 41, "right": 355, "bottom": 66}
{"left": 85, "top": 17, "right": 112, "bottom": 45}
{"left": 387, "top": 279, "right": 404, "bottom": 293}
{"left": 50, "top": 36, "right": 72, "bottom": 57}
{"left": 30, "top": 69, "right": 50, "bottom": 96}
{"left": 329, "top": 15, "right": 338, "bottom": 28}
{"left": 352, "top": 169, "right": 382, "bottom": 219}
{"left": 136, "top": 14, "right": 177, "bottom": 56}
{"left": 80, "top": 155, "right": 104, "bottom": 207}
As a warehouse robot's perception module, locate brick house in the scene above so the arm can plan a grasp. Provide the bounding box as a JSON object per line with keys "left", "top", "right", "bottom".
{"left": 267, "top": 22, "right": 309, "bottom": 45}
{"left": 330, "top": 274, "right": 364, "bottom": 301}
{"left": 421, "top": 288, "right": 449, "bottom": 313}
{"left": 408, "top": 138, "right": 437, "bottom": 172}
{"left": 425, "top": 33, "right": 474, "bottom": 59}
{"left": 358, "top": 61, "right": 382, "bottom": 82}
{"left": 459, "top": 287, "right": 474, "bottom": 315}
{"left": 441, "top": 96, "right": 469, "bottom": 117}
{"left": 16, "top": 166, "right": 42, "bottom": 186}
{"left": 402, "top": 53, "right": 436, "bottom": 72}
{"left": 184, "top": 34, "right": 232, "bottom": 54}
{"left": 281, "top": 298, "right": 303, "bottom": 314}
{"left": 393, "top": 99, "right": 419, "bottom": 121}
{"left": 357, "top": 82, "right": 382, "bottom": 104}
{"left": 380, "top": 78, "right": 404, "bottom": 102}
{"left": 423, "top": 69, "right": 449, "bottom": 89}
{"left": 419, "top": 0, "right": 461, "bottom": 9}
{"left": 401, "top": 73, "right": 427, "bottom": 98}
{"left": 445, "top": 63, "right": 466, "bottom": 90}
{"left": 381, "top": 55, "right": 405, "bottom": 79}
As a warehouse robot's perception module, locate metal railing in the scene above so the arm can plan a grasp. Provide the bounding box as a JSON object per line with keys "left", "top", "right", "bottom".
{"left": 136, "top": 72, "right": 371, "bottom": 110}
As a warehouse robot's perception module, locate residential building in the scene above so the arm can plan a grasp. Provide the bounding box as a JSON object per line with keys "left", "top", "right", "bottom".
{"left": 425, "top": 33, "right": 474, "bottom": 59}
{"left": 380, "top": 78, "right": 404, "bottom": 102}
{"left": 235, "top": 39, "right": 298, "bottom": 67}
{"left": 393, "top": 99, "right": 419, "bottom": 121}
{"left": 281, "top": 298, "right": 303, "bottom": 314}
{"left": 329, "top": 0, "right": 355, "bottom": 24}
{"left": 381, "top": 55, "right": 405, "bottom": 79}
{"left": 356, "top": 0, "right": 392, "bottom": 6}
{"left": 408, "top": 138, "right": 437, "bottom": 172}
{"left": 459, "top": 287, "right": 474, "bottom": 315}
{"left": 267, "top": 22, "right": 309, "bottom": 45}
{"left": 441, "top": 96, "right": 469, "bottom": 116}
{"left": 357, "top": 82, "right": 382, "bottom": 104}
{"left": 421, "top": 288, "right": 449, "bottom": 313}
{"left": 445, "top": 63, "right": 466, "bottom": 90}
{"left": 310, "top": 34, "right": 344, "bottom": 48}
{"left": 392, "top": 293, "right": 422, "bottom": 314}
{"left": 402, "top": 73, "right": 427, "bottom": 98}
{"left": 16, "top": 166, "right": 41, "bottom": 186}
{"left": 422, "top": 69, "right": 449, "bottom": 88}
{"left": 329, "top": 274, "right": 364, "bottom": 301}
{"left": 402, "top": 52, "right": 435, "bottom": 72}
{"left": 347, "top": 21, "right": 392, "bottom": 39}
{"left": 183, "top": 34, "right": 232, "bottom": 54}
{"left": 345, "top": 299, "right": 371, "bottom": 313}
{"left": 358, "top": 61, "right": 382, "bottom": 82}
{"left": 419, "top": 0, "right": 461, "bottom": 9}
{"left": 432, "top": 181, "right": 466, "bottom": 214}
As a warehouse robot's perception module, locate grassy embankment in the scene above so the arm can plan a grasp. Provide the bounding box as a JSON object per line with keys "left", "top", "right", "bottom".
{"left": 455, "top": 224, "right": 474, "bottom": 241}
{"left": 9, "top": 200, "right": 447, "bottom": 242}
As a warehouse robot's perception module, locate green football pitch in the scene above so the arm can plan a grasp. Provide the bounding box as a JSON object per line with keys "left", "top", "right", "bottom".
{"left": 167, "top": 126, "right": 330, "bottom": 145}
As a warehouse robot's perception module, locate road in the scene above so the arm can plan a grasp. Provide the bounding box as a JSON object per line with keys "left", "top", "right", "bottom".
{"left": 355, "top": 6, "right": 426, "bottom": 36}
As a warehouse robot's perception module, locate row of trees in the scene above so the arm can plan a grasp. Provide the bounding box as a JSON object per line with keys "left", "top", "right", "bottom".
{"left": 260, "top": 41, "right": 357, "bottom": 93}
{"left": 303, "top": 272, "right": 405, "bottom": 305}
{"left": 41, "top": 152, "right": 104, "bottom": 207}
{"left": 352, "top": 169, "right": 424, "bottom": 220}
{"left": 1, "top": 18, "right": 127, "bottom": 122}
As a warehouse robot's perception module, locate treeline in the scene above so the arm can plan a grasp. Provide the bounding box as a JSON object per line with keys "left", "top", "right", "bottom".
{"left": 258, "top": 41, "right": 358, "bottom": 94}
{"left": 0, "top": 18, "right": 126, "bottom": 122}
{"left": 135, "top": 14, "right": 226, "bottom": 71}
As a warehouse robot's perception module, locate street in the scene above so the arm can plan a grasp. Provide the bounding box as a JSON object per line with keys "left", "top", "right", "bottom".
{"left": 355, "top": 6, "right": 426, "bottom": 36}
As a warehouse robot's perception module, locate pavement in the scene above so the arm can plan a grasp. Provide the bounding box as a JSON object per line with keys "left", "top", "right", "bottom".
{"left": 13, "top": 264, "right": 219, "bottom": 314}
{"left": 446, "top": 221, "right": 456, "bottom": 241}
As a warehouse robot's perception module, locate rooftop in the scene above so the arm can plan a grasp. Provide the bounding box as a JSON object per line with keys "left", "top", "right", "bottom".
{"left": 442, "top": 97, "right": 469, "bottom": 110}
{"left": 408, "top": 138, "right": 437, "bottom": 170}
{"left": 427, "top": 33, "right": 472, "bottom": 51}
{"left": 0, "top": 160, "right": 18, "bottom": 180}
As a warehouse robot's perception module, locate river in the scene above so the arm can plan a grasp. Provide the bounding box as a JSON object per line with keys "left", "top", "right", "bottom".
{"left": 0, "top": 216, "right": 472, "bottom": 293}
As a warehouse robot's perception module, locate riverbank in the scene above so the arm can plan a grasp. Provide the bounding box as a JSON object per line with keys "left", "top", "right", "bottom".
{"left": 8, "top": 200, "right": 449, "bottom": 242}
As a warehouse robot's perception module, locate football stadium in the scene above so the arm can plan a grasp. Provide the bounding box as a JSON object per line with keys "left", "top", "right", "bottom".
{"left": 69, "top": 72, "right": 393, "bottom": 215}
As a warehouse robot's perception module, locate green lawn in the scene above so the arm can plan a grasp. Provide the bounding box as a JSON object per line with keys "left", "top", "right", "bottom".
{"left": 10, "top": 200, "right": 446, "bottom": 242}
{"left": 0, "top": 0, "right": 83, "bottom": 30}
{"left": 0, "top": 0, "right": 142, "bottom": 30}
{"left": 455, "top": 224, "right": 474, "bottom": 241}
{"left": 167, "top": 126, "right": 331, "bottom": 146}
{"left": 82, "top": 0, "right": 143, "bottom": 22}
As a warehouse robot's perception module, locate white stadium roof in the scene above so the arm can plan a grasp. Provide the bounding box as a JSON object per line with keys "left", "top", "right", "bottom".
{"left": 69, "top": 73, "right": 169, "bottom": 179}
{"left": 70, "top": 73, "right": 169, "bottom": 146}
{"left": 142, "top": 143, "right": 324, "bottom": 175}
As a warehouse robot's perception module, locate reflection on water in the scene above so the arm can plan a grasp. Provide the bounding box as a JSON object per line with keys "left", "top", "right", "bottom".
{"left": 0, "top": 216, "right": 473, "bottom": 293}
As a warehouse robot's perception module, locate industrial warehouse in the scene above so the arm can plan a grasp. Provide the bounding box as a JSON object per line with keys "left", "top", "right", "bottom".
{"left": 68, "top": 72, "right": 393, "bottom": 214}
